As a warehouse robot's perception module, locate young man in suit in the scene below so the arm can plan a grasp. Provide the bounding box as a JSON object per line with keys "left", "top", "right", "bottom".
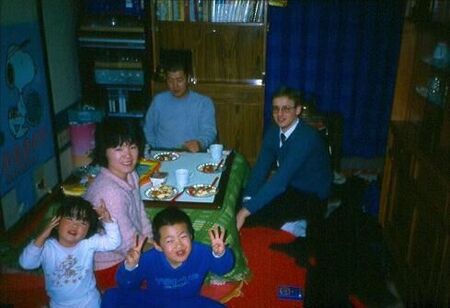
{"left": 236, "top": 86, "right": 332, "bottom": 233}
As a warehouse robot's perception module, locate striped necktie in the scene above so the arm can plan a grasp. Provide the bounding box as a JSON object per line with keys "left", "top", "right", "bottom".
{"left": 280, "top": 133, "right": 286, "bottom": 147}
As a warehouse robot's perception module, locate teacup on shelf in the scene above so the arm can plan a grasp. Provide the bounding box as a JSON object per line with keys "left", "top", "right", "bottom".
{"left": 433, "top": 42, "right": 450, "bottom": 64}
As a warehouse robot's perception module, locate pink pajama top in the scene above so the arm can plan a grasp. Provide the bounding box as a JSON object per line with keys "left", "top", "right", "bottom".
{"left": 84, "top": 167, "right": 152, "bottom": 270}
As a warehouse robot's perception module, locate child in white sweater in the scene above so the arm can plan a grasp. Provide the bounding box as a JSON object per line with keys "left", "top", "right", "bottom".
{"left": 19, "top": 197, "right": 121, "bottom": 308}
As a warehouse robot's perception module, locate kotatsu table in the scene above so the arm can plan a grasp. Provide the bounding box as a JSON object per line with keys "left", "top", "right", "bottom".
{"left": 141, "top": 150, "right": 251, "bottom": 283}
{"left": 0, "top": 151, "right": 251, "bottom": 285}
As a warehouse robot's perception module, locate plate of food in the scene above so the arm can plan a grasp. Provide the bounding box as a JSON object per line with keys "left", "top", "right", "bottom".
{"left": 153, "top": 152, "right": 180, "bottom": 161}
{"left": 196, "top": 163, "right": 224, "bottom": 174}
{"left": 186, "top": 184, "right": 218, "bottom": 198}
{"left": 145, "top": 184, "right": 178, "bottom": 200}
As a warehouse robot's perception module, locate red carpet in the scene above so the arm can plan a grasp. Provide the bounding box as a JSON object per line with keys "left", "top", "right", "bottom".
{"left": 0, "top": 272, "right": 48, "bottom": 307}
{"left": 227, "top": 227, "right": 307, "bottom": 307}
{"left": 0, "top": 226, "right": 366, "bottom": 307}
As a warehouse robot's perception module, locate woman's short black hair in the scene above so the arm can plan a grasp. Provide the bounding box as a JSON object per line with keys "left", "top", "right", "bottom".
{"left": 152, "top": 206, "right": 195, "bottom": 244}
{"left": 92, "top": 118, "right": 144, "bottom": 167}
{"left": 51, "top": 197, "right": 101, "bottom": 239}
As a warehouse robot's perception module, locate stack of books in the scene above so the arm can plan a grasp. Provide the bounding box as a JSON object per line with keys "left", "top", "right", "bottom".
{"left": 156, "top": 0, "right": 265, "bottom": 23}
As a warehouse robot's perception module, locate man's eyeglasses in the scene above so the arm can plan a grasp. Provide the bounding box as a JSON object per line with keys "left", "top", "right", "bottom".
{"left": 272, "top": 106, "right": 296, "bottom": 114}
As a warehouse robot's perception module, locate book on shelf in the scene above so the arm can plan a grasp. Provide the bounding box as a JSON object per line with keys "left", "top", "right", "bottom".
{"left": 198, "top": 0, "right": 207, "bottom": 21}
{"left": 184, "top": 0, "right": 190, "bottom": 21}
{"left": 210, "top": 0, "right": 216, "bottom": 22}
{"left": 242, "top": 0, "right": 253, "bottom": 22}
{"left": 107, "top": 89, "right": 128, "bottom": 114}
{"left": 172, "top": 0, "right": 180, "bottom": 21}
{"left": 156, "top": 0, "right": 265, "bottom": 23}
{"left": 156, "top": 0, "right": 169, "bottom": 21}
{"left": 253, "top": 0, "right": 264, "bottom": 22}
{"left": 167, "top": 0, "right": 173, "bottom": 20}
{"left": 189, "top": 0, "right": 196, "bottom": 21}
{"left": 155, "top": 0, "right": 265, "bottom": 23}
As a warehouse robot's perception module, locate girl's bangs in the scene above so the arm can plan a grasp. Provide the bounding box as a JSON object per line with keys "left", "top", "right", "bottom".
{"left": 64, "top": 206, "right": 89, "bottom": 222}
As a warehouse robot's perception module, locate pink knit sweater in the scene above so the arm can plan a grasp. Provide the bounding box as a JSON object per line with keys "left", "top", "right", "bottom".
{"left": 84, "top": 167, "right": 152, "bottom": 270}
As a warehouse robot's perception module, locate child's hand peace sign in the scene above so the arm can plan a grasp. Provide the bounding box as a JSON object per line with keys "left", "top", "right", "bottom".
{"left": 208, "top": 225, "right": 226, "bottom": 257}
{"left": 125, "top": 234, "right": 147, "bottom": 269}
{"left": 94, "top": 199, "right": 112, "bottom": 223}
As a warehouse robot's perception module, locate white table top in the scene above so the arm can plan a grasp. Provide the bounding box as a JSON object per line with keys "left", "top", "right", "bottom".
{"left": 140, "top": 150, "right": 230, "bottom": 203}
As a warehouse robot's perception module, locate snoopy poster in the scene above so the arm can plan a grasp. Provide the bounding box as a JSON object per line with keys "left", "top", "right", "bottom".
{"left": 0, "top": 17, "right": 57, "bottom": 229}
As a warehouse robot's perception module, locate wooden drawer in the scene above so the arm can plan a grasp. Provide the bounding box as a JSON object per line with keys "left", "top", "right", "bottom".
{"left": 412, "top": 157, "right": 448, "bottom": 218}
{"left": 392, "top": 143, "right": 414, "bottom": 177}
{"left": 408, "top": 202, "right": 448, "bottom": 305}
{"left": 389, "top": 175, "right": 417, "bottom": 263}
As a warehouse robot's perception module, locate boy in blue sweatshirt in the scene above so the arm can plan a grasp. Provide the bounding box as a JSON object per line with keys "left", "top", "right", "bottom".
{"left": 102, "top": 206, "right": 234, "bottom": 308}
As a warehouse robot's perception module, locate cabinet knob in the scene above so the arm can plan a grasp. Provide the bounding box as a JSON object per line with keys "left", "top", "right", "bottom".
{"left": 189, "top": 76, "right": 197, "bottom": 85}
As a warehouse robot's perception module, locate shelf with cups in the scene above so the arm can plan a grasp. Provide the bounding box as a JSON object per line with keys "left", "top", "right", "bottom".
{"left": 415, "top": 53, "right": 449, "bottom": 109}
{"left": 381, "top": 9, "right": 450, "bottom": 305}
{"left": 421, "top": 56, "right": 450, "bottom": 73}
{"left": 414, "top": 78, "right": 448, "bottom": 108}
{"left": 403, "top": 19, "right": 450, "bottom": 156}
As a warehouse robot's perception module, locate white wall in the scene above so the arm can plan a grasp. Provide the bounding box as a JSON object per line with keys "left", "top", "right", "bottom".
{"left": 40, "top": 0, "right": 81, "bottom": 179}
{"left": 0, "top": 0, "right": 38, "bottom": 24}
{"left": 41, "top": 0, "right": 81, "bottom": 115}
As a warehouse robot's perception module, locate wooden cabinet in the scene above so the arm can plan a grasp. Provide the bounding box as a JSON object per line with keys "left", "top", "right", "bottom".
{"left": 381, "top": 2, "right": 450, "bottom": 305}
{"left": 76, "top": 1, "right": 153, "bottom": 120}
{"left": 380, "top": 123, "right": 449, "bottom": 306}
{"left": 149, "top": 0, "right": 268, "bottom": 163}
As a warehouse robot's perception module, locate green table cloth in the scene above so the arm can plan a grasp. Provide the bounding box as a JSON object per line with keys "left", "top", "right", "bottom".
{"left": 0, "top": 153, "right": 251, "bottom": 284}
{"left": 145, "top": 152, "right": 251, "bottom": 283}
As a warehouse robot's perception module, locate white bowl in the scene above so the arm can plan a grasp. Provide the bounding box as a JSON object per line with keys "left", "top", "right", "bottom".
{"left": 150, "top": 172, "right": 168, "bottom": 187}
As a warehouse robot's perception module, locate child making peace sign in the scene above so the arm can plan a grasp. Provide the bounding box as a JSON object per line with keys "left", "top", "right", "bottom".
{"left": 102, "top": 206, "right": 234, "bottom": 308}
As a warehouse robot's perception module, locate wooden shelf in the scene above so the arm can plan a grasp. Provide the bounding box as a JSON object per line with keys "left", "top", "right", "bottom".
{"left": 381, "top": 6, "right": 450, "bottom": 303}
{"left": 157, "top": 20, "right": 265, "bottom": 26}
{"left": 94, "top": 61, "right": 143, "bottom": 69}
{"left": 422, "top": 56, "right": 450, "bottom": 73}
{"left": 79, "top": 25, "right": 144, "bottom": 33}
{"left": 77, "top": 2, "right": 153, "bottom": 121}
{"left": 151, "top": 0, "right": 268, "bottom": 163}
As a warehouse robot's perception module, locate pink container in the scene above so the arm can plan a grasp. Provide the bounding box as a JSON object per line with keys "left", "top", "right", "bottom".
{"left": 69, "top": 122, "right": 96, "bottom": 167}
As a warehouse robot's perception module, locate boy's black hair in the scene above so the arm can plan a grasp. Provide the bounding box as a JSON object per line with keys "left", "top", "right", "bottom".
{"left": 51, "top": 197, "right": 101, "bottom": 239}
{"left": 160, "top": 49, "right": 192, "bottom": 76}
{"left": 91, "top": 118, "right": 144, "bottom": 167}
{"left": 152, "top": 206, "right": 195, "bottom": 244}
{"left": 272, "top": 86, "right": 304, "bottom": 107}
{"left": 165, "top": 59, "right": 189, "bottom": 75}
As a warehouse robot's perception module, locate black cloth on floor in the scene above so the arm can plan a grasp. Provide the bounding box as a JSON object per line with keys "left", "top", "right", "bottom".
{"left": 268, "top": 176, "right": 397, "bottom": 307}
{"left": 244, "top": 187, "right": 327, "bottom": 260}
{"left": 244, "top": 187, "right": 326, "bottom": 231}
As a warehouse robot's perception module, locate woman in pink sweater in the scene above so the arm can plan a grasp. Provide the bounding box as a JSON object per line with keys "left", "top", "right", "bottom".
{"left": 84, "top": 119, "right": 152, "bottom": 290}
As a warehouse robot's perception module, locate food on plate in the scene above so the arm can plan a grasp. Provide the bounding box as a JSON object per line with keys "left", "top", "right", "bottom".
{"left": 153, "top": 152, "right": 180, "bottom": 161}
{"left": 186, "top": 184, "right": 217, "bottom": 197}
{"left": 146, "top": 185, "right": 177, "bottom": 200}
{"left": 196, "top": 163, "right": 219, "bottom": 173}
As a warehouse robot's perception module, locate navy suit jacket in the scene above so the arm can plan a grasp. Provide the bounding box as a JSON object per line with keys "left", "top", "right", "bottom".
{"left": 243, "top": 121, "right": 332, "bottom": 214}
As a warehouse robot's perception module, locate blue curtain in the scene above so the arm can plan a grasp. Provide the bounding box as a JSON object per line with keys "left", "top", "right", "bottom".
{"left": 265, "top": 0, "right": 405, "bottom": 158}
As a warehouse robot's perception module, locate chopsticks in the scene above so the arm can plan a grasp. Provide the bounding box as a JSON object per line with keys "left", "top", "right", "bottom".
{"left": 211, "top": 176, "right": 219, "bottom": 187}
{"left": 215, "top": 159, "right": 224, "bottom": 171}
{"left": 170, "top": 189, "right": 184, "bottom": 203}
